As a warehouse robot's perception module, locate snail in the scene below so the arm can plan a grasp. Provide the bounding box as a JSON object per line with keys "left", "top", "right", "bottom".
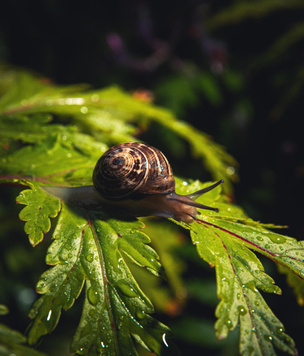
{"left": 43, "top": 142, "right": 223, "bottom": 223}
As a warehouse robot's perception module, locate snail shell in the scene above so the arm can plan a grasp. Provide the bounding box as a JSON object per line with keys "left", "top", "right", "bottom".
{"left": 43, "top": 142, "right": 223, "bottom": 223}
{"left": 93, "top": 142, "right": 174, "bottom": 200}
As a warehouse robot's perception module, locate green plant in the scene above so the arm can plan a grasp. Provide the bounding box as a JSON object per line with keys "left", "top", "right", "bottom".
{"left": 0, "top": 66, "right": 302, "bottom": 355}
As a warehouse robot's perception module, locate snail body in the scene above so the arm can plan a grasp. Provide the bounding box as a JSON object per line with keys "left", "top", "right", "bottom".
{"left": 43, "top": 142, "right": 223, "bottom": 223}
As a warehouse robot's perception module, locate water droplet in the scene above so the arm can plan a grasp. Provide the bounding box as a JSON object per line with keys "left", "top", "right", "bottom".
{"left": 38, "top": 283, "right": 46, "bottom": 290}
{"left": 276, "top": 327, "right": 284, "bottom": 334}
{"left": 86, "top": 254, "right": 94, "bottom": 262}
{"left": 226, "top": 319, "right": 233, "bottom": 329}
{"left": 46, "top": 309, "right": 52, "bottom": 321}
{"left": 243, "top": 280, "right": 258, "bottom": 292}
{"left": 78, "top": 347, "right": 86, "bottom": 355}
{"left": 116, "top": 280, "right": 137, "bottom": 297}
{"left": 89, "top": 309, "right": 95, "bottom": 316}
{"left": 226, "top": 166, "right": 235, "bottom": 176}
{"left": 237, "top": 306, "right": 247, "bottom": 316}
{"left": 162, "top": 333, "right": 169, "bottom": 347}
{"left": 101, "top": 341, "right": 107, "bottom": 348}
{"left": 136, "top": 310, "right": 145, "bottom": 319}
{"left": 222, "top": 277, "right": 229, "bottom": 284}
{"left": 87, "top": 287, "right": 99, "bottom": 306}
{"left": 80, "top": 106, "right": 88, "bottom": 114}
{"left": 264, "top": 335, "right": 273, "bottom": 342}
{"left": 268, "top": 235, "right": 286, "bottom": 244}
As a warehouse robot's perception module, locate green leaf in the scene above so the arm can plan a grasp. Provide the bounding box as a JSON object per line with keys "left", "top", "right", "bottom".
{"left": 0, "top": 131, "right": 107, "bottom": 185}
{"left": 0, "top": 113, "right": 52, "bottom": 143}
{"left": 28, "top": 203, "right": 171, "bottom": 355}
{"left": 0, "top": 305, "right": 46, "bottom": 356}
{"left": 190, "top": 220, "right": 297, "bottom": 355}
{"left": 176, "top": 180, "right": 299, "bottom": 355}
{"left": 141, "top": 220, "right": 187, "bottom": 313}
{"left": 16, "top": 184, "right": 61, "bottom": 246}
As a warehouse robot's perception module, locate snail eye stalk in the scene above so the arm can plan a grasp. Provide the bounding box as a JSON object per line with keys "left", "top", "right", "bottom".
{"left": 166, "top": 179, "right": 223, "bottom": 215}
{"left": 187, "top": 179, "right": 224, "bottom": 201}
{"left": 184, "top": 179, "right": 224, "bottom": 212}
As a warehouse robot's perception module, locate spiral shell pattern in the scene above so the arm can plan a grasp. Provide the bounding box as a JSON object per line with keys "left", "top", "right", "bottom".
{"left": 93, "top": 142, "right": 175, "bottom": 200}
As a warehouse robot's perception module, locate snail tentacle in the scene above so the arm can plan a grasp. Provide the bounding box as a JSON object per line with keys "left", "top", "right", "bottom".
{"left": 186, "top": 179, "right": 224, "bottom": 201}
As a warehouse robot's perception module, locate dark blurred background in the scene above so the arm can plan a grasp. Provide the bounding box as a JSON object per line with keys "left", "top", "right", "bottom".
{"left": 1, "top": 0, "right": 304, "bottom": 355}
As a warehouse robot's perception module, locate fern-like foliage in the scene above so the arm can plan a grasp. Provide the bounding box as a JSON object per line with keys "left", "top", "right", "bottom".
{"left": 0, "top": 67, "right": 303, "bottom": 355}
{"left": 0, "top": 305, "right": 46, "bottom": 356}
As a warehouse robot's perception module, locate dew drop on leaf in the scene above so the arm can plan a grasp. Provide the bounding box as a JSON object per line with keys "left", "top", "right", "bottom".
{"left": 46, "top": 309, "right": 52, "bottom": 322}
{"left": 256, "top": 236, "right": 264, "bottom": 242}
{"left": 264, "top": 335, "right": 273, "bottom": 342}
{"left": 237, "top": 306, "right": 247, "bottom": 316}
{"left": 276, "top": 327, "right": 285, "bottom": 335}
{"left": 162, "top": 333, "right": 169, "bottom": 347}
{"left": 136, "top": 310, "right": 145, "bottom": 319}
{"left": 37, "top": 283, "right": 46, "bottom": 291}
{"left": 222, "top": 277, "right": 229, "bottom": 285}
{"left": 89, "top": 309, "right": 95, "bottom": 317}
{"left": 87, "top": 287, "right": 99, "bottom": 306}
{"left": 86, "top": 253, "right": 94, "bottom": 262}
{"left": 226, "top": 319, "right": 233, "bottom": 329}
{"left": 116, "top": 280, "right": 138, "bottom": 297}
{"left": 80, "top": 106, "right": 88, "bottom": 114}
{"left": 268, "top": 235, "right": 286, "bottom": 244}
{"left": 77, "top": 347, "right": 86, "bottom": 355}
{"left": 101, "top": 341, "right": 108, "bottom": 349}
